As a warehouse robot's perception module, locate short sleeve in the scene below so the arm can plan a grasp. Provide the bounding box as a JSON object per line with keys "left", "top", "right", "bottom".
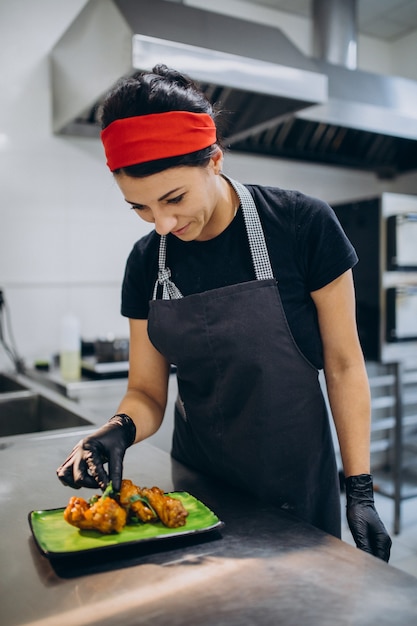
{"left": 121, "top": 233, "right": 159, "bottom": 319}
{"left": 294, "top": 193, "right": 358, "bottom": 292}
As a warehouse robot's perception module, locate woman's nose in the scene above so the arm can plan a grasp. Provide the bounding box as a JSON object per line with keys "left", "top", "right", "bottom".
{"left": 153, "top": 212, "right": 178, "bottom": 236}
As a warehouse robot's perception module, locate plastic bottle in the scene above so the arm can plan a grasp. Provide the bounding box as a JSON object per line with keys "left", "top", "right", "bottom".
{"left": 59, "top": 314, "right": 81, "bottom": 381}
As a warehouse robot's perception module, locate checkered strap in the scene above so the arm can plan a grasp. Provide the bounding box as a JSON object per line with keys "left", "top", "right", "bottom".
{"left": 226, "top": 176, "right": 274, "bottom": 281}
{"left": 152, "top": 234, "right": 183, "bottom": 300}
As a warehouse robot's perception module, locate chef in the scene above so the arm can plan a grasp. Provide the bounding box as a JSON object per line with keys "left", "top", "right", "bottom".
{"left": 57, "top": 64, "right": 391, "bottom": 562}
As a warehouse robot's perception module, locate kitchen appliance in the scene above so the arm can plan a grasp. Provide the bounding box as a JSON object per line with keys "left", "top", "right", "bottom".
{"left": 333, "top": 193, "right": 417, "bottom": 364}
{"left": 387, "top": 214, "right": 417, "bottom": 270}
{"left": 387, "top": 286, "right": 417, "bottom": 342}
{"left": 80, "top": 337, "right": 129, "bottom": 378}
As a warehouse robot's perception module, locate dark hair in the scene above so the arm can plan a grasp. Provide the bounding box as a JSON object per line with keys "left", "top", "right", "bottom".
{"left": 98, "top": 64, "right": 226, "bottom": 177}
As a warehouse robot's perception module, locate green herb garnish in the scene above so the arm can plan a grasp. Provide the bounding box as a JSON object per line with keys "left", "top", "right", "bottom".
{"left": 129, "top": 493, "right": 157, "bottom": 517}
{"left": 102, "top": 481, "right": 116, "bottom": 500}
{"left": 88, "top": 481, "right": 116, "bottom": 505}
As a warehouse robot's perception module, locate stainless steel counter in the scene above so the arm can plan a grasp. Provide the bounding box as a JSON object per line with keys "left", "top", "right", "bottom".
{"left": 1, "top": 426, "right": 417, "bottom": 626}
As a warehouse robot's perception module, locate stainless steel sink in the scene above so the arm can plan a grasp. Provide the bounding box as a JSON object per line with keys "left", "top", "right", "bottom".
{"left": 0, "top": 373, "right": 29, "bottom": 393}
{"left": 0, "top": 372, "right": 94, "bottom": 437}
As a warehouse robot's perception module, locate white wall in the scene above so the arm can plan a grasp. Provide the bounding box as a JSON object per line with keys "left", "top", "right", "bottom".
{"left": 1, "top": 0, "right": 417, "bottom": 372}
{"left": 390, "top": 28, "right": 417, "bottom": 81}
{"left": 0, "top": 0, "right": 150, "bottom": 370}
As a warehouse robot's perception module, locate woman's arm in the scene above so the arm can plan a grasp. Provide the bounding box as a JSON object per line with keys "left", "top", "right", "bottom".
{"left": 56, "top": 318, "right": 170, "bottom": 490}
{"left": 310, "top": 269, "right": 371, "bottom": 477}
{"left": 312, "top": 270, "right": 392, "bottom": 561}
{"left": 116, "top": 318, "right": 171, "bottom": 443}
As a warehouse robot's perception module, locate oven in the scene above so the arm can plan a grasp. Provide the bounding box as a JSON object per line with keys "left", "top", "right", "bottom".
{"left": 387, "top": 213, "right": 417, "bottom": 271}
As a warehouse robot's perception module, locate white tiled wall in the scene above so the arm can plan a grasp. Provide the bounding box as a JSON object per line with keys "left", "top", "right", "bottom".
{"left": 1, "top": 0, "right": 417, "bottom": 371}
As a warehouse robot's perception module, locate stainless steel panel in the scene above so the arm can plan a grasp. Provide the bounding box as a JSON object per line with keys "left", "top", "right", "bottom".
{"left": 132, "top": 35, "right": 327, "bottom": 103}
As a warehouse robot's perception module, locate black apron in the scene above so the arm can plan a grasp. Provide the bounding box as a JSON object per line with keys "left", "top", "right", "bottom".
{"left": 148, "top": 177, "right": 341, "bottom": 537}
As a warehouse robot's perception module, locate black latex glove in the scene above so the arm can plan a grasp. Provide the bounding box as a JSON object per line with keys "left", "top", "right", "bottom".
{"left": 56, "top": 413, "right": 136, "bottom": 492}
{"left": 346, "top": 474, "right": 392, "bottom": 562}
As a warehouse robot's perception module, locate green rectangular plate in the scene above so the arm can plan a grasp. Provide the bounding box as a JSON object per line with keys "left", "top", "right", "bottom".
{"left": 29, "top": 491, "right": 223, "bottom": 558}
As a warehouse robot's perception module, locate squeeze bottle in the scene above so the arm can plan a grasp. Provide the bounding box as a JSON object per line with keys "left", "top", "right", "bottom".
{"left": 59, "top": 314, "right": 81, "bottom": 381}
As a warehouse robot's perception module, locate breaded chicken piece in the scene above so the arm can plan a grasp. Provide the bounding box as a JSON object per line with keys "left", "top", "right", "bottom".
{"left": 85, "top": 496, "right": 127, "bottom": 534}
{"left": 119, "top": 479, "right": 157, "bottom": 523}
{"left": 141, "top": 486, "right": 188, "bottom": 528}
{"left": 64, "top": 496, "right": 92, "bottom": 530}
{"left": 64, "top": 494, "right": 127, "bottom": 534}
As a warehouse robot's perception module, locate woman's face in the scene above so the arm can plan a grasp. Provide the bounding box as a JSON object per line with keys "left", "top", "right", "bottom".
{"left": 114, "top": 150, "right": 235, "bottom": 242}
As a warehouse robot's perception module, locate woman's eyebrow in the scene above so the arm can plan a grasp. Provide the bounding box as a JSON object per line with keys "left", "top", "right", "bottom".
{"left": 124, "top": 187, "right": 184, "bottom": 206}
{"left": 158, "top": 187, "right": 183, "bottom": 201}
{"left": 125, "top": 198, "right": 143, "bottom": 207}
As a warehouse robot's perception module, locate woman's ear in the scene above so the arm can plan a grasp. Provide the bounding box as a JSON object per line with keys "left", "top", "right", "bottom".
{"left": 211, "top": 147, "right": 224, "bottom": 174}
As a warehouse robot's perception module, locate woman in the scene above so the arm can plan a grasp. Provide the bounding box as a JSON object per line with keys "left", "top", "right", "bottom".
{"left": 57, "top": 65, "right": 391, "bottom": 561}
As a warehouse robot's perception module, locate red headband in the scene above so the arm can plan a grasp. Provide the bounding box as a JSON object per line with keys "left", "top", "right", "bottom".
{"left": 100, "top": 111, "right": 217, "bottom": 171}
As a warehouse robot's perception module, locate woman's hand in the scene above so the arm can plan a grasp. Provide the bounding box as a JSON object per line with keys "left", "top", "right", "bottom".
{"left": 346, "top": 474, "right": 392, "bottom": 562}
{"left": 56, "top": 414, "right": 136, "bottom": 492}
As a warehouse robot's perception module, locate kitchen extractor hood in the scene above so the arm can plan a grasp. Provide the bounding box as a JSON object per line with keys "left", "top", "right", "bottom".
{"left": 50, "top": 0, "right": 417, "bottom": 177}
{"left": 231, "top": 0, "right": 417, "bottom": 178}
{"left": 50, "top": 0, "right": 327, "bottom": 139}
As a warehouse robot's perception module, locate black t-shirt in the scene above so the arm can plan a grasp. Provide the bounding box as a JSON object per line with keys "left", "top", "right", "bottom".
{"left": 121, "top": 184, "right": 358, "bottom": 369}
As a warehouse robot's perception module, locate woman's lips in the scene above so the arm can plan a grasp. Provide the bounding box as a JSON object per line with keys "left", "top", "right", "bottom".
{"left": 172, "top": 223, "right": 191, "bottom": 236}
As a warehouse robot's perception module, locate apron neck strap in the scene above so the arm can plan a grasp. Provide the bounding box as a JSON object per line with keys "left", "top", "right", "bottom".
{"left": 152, "top": 235, "right": 184, "bottom": 300}
{"left": 225, "top": 176, "right": 274, "bottom": 281}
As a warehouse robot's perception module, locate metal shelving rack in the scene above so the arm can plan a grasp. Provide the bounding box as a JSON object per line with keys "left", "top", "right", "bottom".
{"left": 369, "top": 361, "right": 417, "bottom": 534}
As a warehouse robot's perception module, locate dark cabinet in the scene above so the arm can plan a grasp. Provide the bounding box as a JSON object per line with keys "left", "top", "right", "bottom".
{"left": 333, "top": 193, "right": 417, "bottom": 364}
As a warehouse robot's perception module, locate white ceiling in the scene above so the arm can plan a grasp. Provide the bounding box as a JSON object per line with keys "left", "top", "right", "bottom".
{"left": 245, "top": 0, "right": 417, "bottom": 40}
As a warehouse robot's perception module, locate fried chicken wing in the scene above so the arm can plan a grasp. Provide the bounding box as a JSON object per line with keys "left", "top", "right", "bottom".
{"left": 85, "top": 496, "right": 127, "bottom": 533}
{"left": 64, "top": 496, "right": 93, "bottom": 530}
{"left": 141, "top": 486, "right": 188, "bottom": 528}
{"left": 64, "top": 494, "right": 127, "bottom": 534}
{"left": 119, "top": 479, "right": 157, "bottom": 523}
